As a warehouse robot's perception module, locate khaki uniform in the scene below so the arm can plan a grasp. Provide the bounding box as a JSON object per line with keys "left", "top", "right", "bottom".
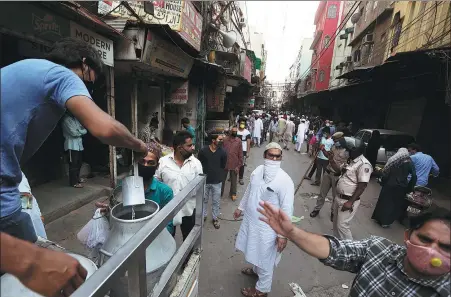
{"left": 332, "top": 155, "right": 373, "bottom": 240}
{"left": 313, "top": 146, "right": 349, "bottom": 212}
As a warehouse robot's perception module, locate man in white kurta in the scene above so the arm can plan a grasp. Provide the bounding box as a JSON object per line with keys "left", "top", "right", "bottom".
{"left": 252, "top": 116, "right": 264, "bottom": 147}
{"left": 295, "top": 119, "right": 309, "bottom": 153}
{"left": 234, "top": 142, "right": 294, "bottom": 297}
{"left": 283, "top": 117, "right": 295, "bottom": 150}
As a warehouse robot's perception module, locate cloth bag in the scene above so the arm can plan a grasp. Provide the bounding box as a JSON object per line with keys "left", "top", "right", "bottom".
{"left": 77, "top": 209, "right": 110, "bottom": 249}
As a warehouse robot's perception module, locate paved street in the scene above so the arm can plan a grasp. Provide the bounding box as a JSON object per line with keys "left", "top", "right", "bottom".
{"left": 45, "top": 142, "right": 409, "bottom": 297}
{"left": 198, "top": 142, "right": 406, "bottom": 297}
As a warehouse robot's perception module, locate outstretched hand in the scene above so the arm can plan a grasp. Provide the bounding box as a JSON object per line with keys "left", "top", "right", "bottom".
{"left": 258, "top": 201, "right": 294, "bottom": 238}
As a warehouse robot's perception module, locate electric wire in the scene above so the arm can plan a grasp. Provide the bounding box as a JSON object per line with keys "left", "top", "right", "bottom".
{"left": 297, "top": 1, "right": 360, "bottom": 82}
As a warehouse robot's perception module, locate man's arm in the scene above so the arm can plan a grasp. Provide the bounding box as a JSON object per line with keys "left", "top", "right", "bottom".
{"left": 221, "top": 150, "right": 228, "bottom": 169}
{"left": 258, "top": 202, "right": 371, "bottom": 273}
{"left": 246, "top": 135, "right": 251, "bottom": 152}
{"left": 66, "top": 96, "right": 146, "bottom": 153}
{"left": 0, "top": 232, "right": 87, "bottom": 297}
{"left": 431, "top": 158, "right": 440, "bottom": 177}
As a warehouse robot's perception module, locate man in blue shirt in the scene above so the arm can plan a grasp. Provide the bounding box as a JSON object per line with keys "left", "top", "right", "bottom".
{"left": 0, "top": 38, "right": 147, "bottom": 295}
{"left": 181, "top": 117, "right": 196, "bottom": 145}
{"left": 408, "top": 143, "right": 439, "bottom": 186}
{"left": 312, "top": 127, "right": 334, "bottom": 186}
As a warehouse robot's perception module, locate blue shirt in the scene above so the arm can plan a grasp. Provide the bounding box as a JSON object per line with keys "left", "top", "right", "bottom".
{"left": 410, "top": 152, "right": 439, "bottom": 186}
{"left": 185, "top": 125, "right": 196, "bottom": 144}
{"left": 318, "top": 137, "right": 334, "bottom": 160}
{"left": 144, "top": 179, "right": 174, "bottom": 234}
{"left": 0, "top": 59, "right": 91, "bottom": 217}
{"left": 62, "top": 115, "right": 87, "bottom": 151}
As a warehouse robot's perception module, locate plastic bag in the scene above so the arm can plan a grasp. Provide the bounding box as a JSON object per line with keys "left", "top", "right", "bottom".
{"left": 77, "top": 209, "right": 110, "bottom": 249}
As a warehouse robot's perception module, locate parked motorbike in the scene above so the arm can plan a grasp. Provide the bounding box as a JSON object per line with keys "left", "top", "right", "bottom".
{"left": 405, "top": 186, "right": 433, "bottom": 217}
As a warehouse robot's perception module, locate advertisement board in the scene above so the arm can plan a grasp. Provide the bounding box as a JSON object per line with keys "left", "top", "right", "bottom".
{"left": 98, "top": 1, "right": 183, "bottom": 31}
{"left": 178, "top": 1, "right": 202, "bottom": 51}
{"left": 98, "top": 1, "right": 202, "bottom": 52}
{"left": 70, "top": 21, "right": 114, "bottom": 66}
{"left": 206, "top": 77, "right": 226, "bottom": 112}
{"left": 243, "top": 55, "right": 252, "bottom": 83}
{"left": 167, "top": 80, "right": 189, "bottom": 104}
{"left": 142, "top": 30, "right": 194, "bottom": 78}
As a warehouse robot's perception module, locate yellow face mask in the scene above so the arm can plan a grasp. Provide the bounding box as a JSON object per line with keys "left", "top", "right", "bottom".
{"left": 239, "top": 123, "right": 245, "bottom": 129}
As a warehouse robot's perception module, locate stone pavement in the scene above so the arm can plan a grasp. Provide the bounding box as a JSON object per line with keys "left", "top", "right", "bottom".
{"left": 43, "top": 142, "right": 423, "bottom": 297}
{"left": 198, "top": 142, "right": 406, "bottom": 297}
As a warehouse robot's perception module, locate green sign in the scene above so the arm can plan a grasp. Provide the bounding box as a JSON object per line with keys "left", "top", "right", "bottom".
{"left": 0, "top": 2, "right": 70, "bottom": 42}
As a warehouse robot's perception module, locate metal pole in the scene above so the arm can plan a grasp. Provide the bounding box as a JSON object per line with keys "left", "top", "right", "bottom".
{"left": 131, "top": 80, "right": 139, "bottom": 164}
{"left": 106, "top": 67, "right": 117, "bottom": 188}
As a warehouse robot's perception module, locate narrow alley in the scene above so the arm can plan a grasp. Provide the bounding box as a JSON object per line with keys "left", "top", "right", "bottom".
{"left": 198, "top": 143, "right": 407, "bottom": 297}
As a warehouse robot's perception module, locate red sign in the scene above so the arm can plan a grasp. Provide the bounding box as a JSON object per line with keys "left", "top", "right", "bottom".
{"left": 243, "top": 56, "right": 252, "bottom": 83}
{"left": 178, "top": 2, "right": 202, "bottom": 51}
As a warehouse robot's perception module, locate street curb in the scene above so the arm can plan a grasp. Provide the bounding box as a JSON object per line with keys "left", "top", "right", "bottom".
{"left": 43, "top": 187, "right": 112, "bottom": 224}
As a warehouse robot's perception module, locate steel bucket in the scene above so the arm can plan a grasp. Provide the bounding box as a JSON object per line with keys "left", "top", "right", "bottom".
{"left": 99, "top": 200, "right": 177, "bottom": 274}
{"left": 122, "top": 162, "right": 146, "bottom": 207}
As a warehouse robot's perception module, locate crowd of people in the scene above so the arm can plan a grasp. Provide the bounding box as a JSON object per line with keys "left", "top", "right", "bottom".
{"left": 0, "top": 35, "right": 447, "bottom": 297}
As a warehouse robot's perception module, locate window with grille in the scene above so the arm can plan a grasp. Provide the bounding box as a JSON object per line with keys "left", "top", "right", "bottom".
{"left": 323, "top": 35, "right": 331, "bottom": 49}
{"left": 391, "top": 12, "right": 402, "bottom": 49}
{"left": 319, "top": 70, "right": 325, "bottom": 82}
{"left": 327, "top": 4, "right": 337, "bottom": 18}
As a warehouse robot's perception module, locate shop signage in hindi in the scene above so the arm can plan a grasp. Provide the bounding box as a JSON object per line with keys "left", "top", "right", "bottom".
{"left": 98, "top": 1, "right": 183, "bottom": 31}
{"left": 243, "top": 55, "right": 252, "bottom": 83}
{"left": 206, "top": 77, "right": 226, "bottom": 112}
{"left": 249, "top": 97, "right": 255, "bottom": 108}
{"left": 70, "top": 21, "right": 114, "bottom": 67}
{"left": 167, "top": 81, "right": 189, "bottom": 104}
{"left": 142, "top": 31, "right": 194, "bottom": 78}
{"left": 178, "top": 1, "right": 202, "bottom": 51}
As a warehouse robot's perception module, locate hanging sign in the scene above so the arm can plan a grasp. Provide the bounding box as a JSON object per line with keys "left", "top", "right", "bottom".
{"left": 242, "top": 56, "right": 252, "bottom": 83}
{"left": 142, "top": 31, "right": 193, "bottom": 78}
{"left": 206, "top": 77, "right": 226, "bottom": 112}
{"left": 70, "top": 21, "right": 114, "bottom": 67}
{"left": 167, "top": 81, "right": 189, "bottom": 104}
{"left": 178, "top": 1, "right": 202, "bottom": 51}
{"left": 98, "top": 1, "right": 183, "bottom": 31}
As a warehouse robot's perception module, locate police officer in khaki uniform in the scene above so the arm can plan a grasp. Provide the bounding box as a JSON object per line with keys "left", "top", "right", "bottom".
{"left": 310, "top": 132, "right": 349, "bottom": 218}
{"left": 332, "top": 138, "right": 373, "bottom": 240}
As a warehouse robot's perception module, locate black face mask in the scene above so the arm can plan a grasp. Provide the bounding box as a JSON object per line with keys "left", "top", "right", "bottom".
{"left": 138, "top": 163, "right": 157, "bottom": 181}
{"left": 231, "top": 132, "right": 238, "bottom": 137}
{"left": 217, "top": 141, "right": 223, "bottom": 147}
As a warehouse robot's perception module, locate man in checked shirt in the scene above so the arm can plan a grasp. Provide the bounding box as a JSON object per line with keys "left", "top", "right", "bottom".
{"left": 258, "top": 203, "right": 450, "bottom": 297}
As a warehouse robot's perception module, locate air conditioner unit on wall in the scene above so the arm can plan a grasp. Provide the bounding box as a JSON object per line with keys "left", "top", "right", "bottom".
{"left": 363, "top": 34, "right": 374, "bottom": 44}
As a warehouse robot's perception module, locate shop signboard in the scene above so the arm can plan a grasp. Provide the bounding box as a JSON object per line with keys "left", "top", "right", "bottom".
{"left": 142, "top": 30, "right": 194, "bottom": 78}
{"left": 242, "top": 55, "right": 252, "bottom": 83}
{"left": 249, "top": 97, "right": 255, "bottom": 108}
{"left": 98, "top": 1, "right": 183, "bottom": 31}
{"left": 206, "top": 77, "right": 226, "bottom": 112}
{"left": 0, "top": 2, "right": 70, "bottom": 42}
{"left": 167, "top": 80, "right": 189, "bottom": 104}
{"left": 205, "top": 120, "right": 230, "bottom": 134}
{"left": 178, "top": 1, "right": 202, "bottom": 51}
{"left": 70, "top": 22, "right": 114, "bottom": 67}
{"left": 98, "top": 1, "right": 202, "bottom": 52}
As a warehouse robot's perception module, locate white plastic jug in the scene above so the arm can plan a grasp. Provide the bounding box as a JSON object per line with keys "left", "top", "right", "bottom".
{"left": 122, "top": 162, "right": 146, "bottom": 207}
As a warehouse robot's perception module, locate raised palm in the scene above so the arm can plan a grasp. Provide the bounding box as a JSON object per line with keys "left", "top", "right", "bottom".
{"left": 258, "top": 201, "right": 294, "bottom": 238}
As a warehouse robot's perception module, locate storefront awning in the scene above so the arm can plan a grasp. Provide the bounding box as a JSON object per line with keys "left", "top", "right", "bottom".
{"left": 42, "top": 2, "right": 130, "bottom": 41}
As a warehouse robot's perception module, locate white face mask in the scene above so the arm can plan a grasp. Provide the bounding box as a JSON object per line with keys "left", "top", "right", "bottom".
{"left": 263, "top": 159, "right": 281, "bottom": 183}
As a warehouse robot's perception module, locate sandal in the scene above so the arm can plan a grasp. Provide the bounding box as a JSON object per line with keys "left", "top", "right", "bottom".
{"left": 241, "top": 287, "right": 267, "bottom": 297}
{"left": 79, "top": 178, "right": 87, "bottom": 183}
{"left": 73, "top": 183, "right": 84, "bottom": 188}
{"left": 241, "top": 267, "right": 258, "bottom": 277}
{"left": 213, "top": 219, "right": 220, "bottom": 229}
